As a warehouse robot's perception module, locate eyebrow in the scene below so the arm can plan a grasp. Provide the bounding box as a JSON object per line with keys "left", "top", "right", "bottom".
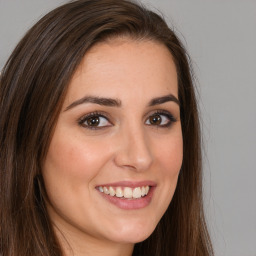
{"left": 148, "top": 94, "right": 180, "bottom": 106}
{"left": 65, "top": 93, "right": 179, "bottom": 111}
{"left": 65, "top": 96, "right": 121, "bottom": 111}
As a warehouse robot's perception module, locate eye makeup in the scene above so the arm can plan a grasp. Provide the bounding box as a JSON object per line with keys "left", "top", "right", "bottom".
{"left": 78, "top": 109, "right": 177, "bottom": 130}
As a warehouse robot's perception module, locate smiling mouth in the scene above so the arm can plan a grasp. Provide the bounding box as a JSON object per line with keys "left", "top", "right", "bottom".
{"left": 97, "top": 185, "right": 150, "bottom": 199}
{"left": 96, "top": 182, "right": 156, "bottom": 209}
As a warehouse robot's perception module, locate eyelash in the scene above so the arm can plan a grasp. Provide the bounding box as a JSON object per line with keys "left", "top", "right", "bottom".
{"left": 146, "top": 110, "right": 177, "bottom": 128}
{"left": 78, "top": 110, "right": 177, "bottom": 130}
{"left": 78, "top": 111, "right": 111, "bottom": 130}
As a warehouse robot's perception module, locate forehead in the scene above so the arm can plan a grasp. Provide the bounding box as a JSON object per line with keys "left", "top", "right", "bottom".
{"left": 64, "top": 39, "right": 178, "bottom": 107}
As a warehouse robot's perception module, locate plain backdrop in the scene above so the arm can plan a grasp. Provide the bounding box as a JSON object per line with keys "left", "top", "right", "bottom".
{"left": 0, "top": 0, "right": 255, "bottom": 255}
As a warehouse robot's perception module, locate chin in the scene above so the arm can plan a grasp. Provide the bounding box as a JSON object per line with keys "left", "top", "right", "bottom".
{"left": 107, "top": 220, "right": 157, "bottom": 244}
{"left": 112, "top": 231, "right": 152, "bottom": 244}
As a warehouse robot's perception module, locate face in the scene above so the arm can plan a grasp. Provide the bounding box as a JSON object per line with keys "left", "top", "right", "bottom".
{"left": 42, "top": 39, "right": 183, "bottom": 250}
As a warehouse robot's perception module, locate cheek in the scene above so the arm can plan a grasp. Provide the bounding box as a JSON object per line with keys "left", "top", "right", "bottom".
{"left": 157, "top": 134, "right": 183, "bottom": 177}
{"left": 44, "top": 134, "right": 108, "bottom": 183}
{"left": 153, "top": 133, "right": 183, "bottom": 208}
{"left": 41, "top": 132, "right": 113, "bottom": 216}
{"left": 41, "top": 132, "right": 113, "bottom": 225}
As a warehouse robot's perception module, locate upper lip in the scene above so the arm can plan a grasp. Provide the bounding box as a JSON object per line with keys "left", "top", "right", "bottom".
{"left": 96, "top": 180, "right": 157, "bottom": 188}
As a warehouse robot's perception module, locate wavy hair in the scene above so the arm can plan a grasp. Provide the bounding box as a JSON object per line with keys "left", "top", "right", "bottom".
{"left": 0, "top": 0, "right": 213, "bottom": 255}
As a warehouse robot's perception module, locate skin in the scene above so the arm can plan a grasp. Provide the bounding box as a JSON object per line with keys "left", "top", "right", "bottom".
{"left": 42, "top": 38, "right": 183, "bottom": 256}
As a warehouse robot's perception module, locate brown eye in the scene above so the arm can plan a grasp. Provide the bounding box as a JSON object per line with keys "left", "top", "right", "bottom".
{"left": 145, "top": 111, "right": 176, "bottom": 128}
{"left": 79, "top": 114, "right": 111, "bottom": 129}
{"left": 87, "top": 116, "right": 100, "bottom": 126}
{"left": 149, "top": 114, "right": 162, "bottom": 125}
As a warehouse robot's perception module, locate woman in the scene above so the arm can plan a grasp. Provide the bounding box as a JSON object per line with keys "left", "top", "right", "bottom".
{"left": 0, "top": 0, "right": 214, "bottom": 255}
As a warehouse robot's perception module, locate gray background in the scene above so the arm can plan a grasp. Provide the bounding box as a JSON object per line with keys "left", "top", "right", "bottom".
{"left": 0, "top": 0, "right": 255, "bottom": 255}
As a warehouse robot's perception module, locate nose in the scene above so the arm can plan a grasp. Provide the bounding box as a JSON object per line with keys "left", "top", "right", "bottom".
{"left": 113, "top": 125, "right": 153, "bottom": 172}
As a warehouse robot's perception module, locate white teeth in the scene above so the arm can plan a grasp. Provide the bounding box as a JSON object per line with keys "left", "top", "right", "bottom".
{"left": 103, "top": 187, "right": 110, "bottom": 194}
{"left": 115, "top": 187, "right": 123, "bottom": 197}
{"left": 141, "top": 186, "right": 146, "bottom": 196}
{"left": 109, "top": 186, "right": 115, "bottom": 196}
{"left": 123, "top": 187, "right": 133, "bottom": 199}
{"left": 98, "top": 185, "right": 150, "bottom": 199}
{"left": 133, "top": 187, "right": 142, "bottom": 198}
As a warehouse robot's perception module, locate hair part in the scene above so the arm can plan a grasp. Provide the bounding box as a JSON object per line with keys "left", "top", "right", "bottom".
{"left": 0, "top": 0, "right": 213, "bottom": 255}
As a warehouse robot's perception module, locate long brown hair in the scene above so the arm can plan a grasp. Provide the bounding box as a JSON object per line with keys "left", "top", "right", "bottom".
{"left": 0, "top": 0, "right": 214, "bottom": 255}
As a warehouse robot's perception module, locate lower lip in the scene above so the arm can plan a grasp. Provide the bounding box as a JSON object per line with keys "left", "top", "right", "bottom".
{"left": 97, "top": 187, "right": 155, "bottom": 210}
